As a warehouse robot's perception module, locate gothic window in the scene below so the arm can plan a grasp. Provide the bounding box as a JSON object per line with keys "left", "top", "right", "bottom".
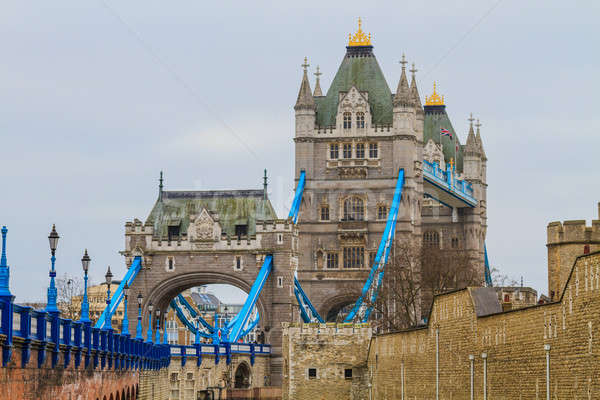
{"left": 343, "top": 247, "right": 365, "bottom": 268}
{"left": 343, "top": 197, "right": 365, "bottom": 221}
{"left": 343, "top": 112, "right": 352, "bottom": 129}
{"left": 329, "top": 143, "right": 339, "bottom": 159}
{"left": 423, "top": 231, "right": 440, "bottom": 248}
{"left": 320, "top": 205, "right": 330, "bottom": 221}
{"left": 326, "top": 253, "right": 339, "bottom": 269}
{"left": 356, "top": 112, "right": 365, "bottom": 129}
{"left": 369, "top": 143, "right": 378, "bottom": 158}
{"left": 356, "top": 143, "right": 365, "bottom": 158}
{"left": 377, "top": 205, "right": 387, "bottom": 220}
{"left": 451, "top": 238, "right": 459, "bottom": 248}
{"left": 343, "top": 143, "right": 352, "bottom": 159}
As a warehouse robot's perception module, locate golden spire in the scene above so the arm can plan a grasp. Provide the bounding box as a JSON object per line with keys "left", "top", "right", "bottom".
{"left": 425, "top": 81, "right": 445, "bottom": 106}
{"left": 348, "top": 17, "right": 372, "bottom": 47}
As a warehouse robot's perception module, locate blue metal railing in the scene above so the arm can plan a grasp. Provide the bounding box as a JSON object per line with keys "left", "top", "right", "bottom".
{"left": 422, "top": 160, "right": 476, "bottom": 204}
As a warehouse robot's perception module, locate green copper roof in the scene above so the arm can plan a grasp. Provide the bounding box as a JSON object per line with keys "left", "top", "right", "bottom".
{"left": 147, "top": 190, "right": 277, "bottom": 239}
{"left": 424, "top": 106, "right": 464, "bottom": 172}
{"left": 315, "top": 47, "right": 393, "bottom": 126}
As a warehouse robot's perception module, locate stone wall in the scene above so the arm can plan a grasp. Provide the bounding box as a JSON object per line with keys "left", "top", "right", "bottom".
{"left": 139, "top": 354, "right": 271, "bottom": 400}
{"left": 283, "top": 251, "right": 600, "bottom": 399}
{"left": 281, "top": 322, "right": 371, "bottom": 400}
{"left": 0, "top": 344, "right": 138, "bottom": 400}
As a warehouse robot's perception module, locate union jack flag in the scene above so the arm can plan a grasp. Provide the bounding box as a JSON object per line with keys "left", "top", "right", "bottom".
{"left": 440, "top": 128, "right": 452, "bottom": 138}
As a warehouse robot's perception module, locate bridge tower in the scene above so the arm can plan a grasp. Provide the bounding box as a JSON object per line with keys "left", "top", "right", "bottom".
{"left": 293, "top": 19, "right": 488, "bottom": 322}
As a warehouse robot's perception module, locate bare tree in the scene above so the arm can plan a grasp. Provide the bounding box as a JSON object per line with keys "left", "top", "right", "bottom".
{"left": 56, "top": 273, "right": 84, "bottom": 320}
{"left": 369, "top": 239, "right": 480, "bottom": 333}
{"left": 490, "top": 267, "right": 519, "bottom": 287}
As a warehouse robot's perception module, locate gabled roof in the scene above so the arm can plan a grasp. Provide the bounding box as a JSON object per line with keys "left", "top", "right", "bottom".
{"left": 146, "top": 190, "right": 277, "bottom": 238}
{"left": 315, "top": 46, "right": 393, "bottom": 126}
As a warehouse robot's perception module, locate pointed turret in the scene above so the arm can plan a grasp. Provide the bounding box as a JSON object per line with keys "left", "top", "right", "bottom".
{"left": 409, "top": 63, "right": 422, "bottom": 111}
{"left": 393, "top": 54, "right": 412, "bottom": 107}
{"left": 464, "top": 114, "right": 479, "bottom": 155}
{"left": 294, "top": 57, "right": 316, "bottom": 111}
{"left": 475, "top": 119, "right": 487, "bottom": 160}
{"left": 313, "top": 66, "right": 323, "bottom": 97}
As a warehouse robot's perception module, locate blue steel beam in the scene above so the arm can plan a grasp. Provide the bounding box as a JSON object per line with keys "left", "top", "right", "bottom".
{"left": 95, "top": 257, "right": 143, "bottom": 330}
{"left": 288, "top": 170, "right": 306, "bottom": 224}
{"left": 227, "top": 255, "right": 272, "bottom": 343}
{"left": 175, "top": 294, "right": 214, "bottom": 333}
{"left": 484, "top": 244, "right": 493, "bottom": 287}
{"left": 344, "top": 169, "right": 405, "bottom": 323}
{"left": 169, "top": 299, "right": 212, "bottom": 338}
{"left": 294, "top": 276, "right": 324, "bottom": 323}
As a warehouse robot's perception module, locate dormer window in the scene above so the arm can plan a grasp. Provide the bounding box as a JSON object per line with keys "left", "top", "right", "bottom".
{"left": 343, "top": 112, "right": 352, "bottom": 129}
{"left": 235, "top": 224, "right": 247, "bottom": 239}
{"left": 168, "top": 225, "right": 180, "bottom": 241}
{"left": 356, "top": 112, "right": 365, "bottom": 129}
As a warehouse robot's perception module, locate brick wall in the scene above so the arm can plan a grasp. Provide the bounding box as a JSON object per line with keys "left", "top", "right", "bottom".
{"left": 0, "top": 345, "right": 138, "bottom": 400}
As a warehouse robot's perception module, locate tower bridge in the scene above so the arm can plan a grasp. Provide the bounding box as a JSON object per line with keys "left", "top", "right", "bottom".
{"left": 0, "top": 19, "right": 490, "bottom": 399}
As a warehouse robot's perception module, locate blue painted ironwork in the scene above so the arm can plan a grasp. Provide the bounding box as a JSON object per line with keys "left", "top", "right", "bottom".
{"left": 484, "top": 244, "right": 493, "bottom": 287}
{"left": 46, "top": 226, "right": 59, "bottom": 314}
{"left": 135, "top": 302, "right": 143, "bottom": 340}
{"left": 104, "top": 273, "right": 113, "bottom": 331}
{"left": 288, "top": 170, "right": 306, "bottom": 224}
{"left": 422, "top": 160, "right": 476, "bottom": 207}
{"left": 294, "top": 276, "right": 324, "bottom": 323}
{"left": 121, "top": 294, "right": 130, "bottom": 336}
{"left": 94, "top": 256, "right": 143, "bottom": 330}
{"left": 146, "top": 307, "right": 153, "bottom": 343}
{"left": 0, "top": 226, "right": 10, "bottom": 297}
{"left": 227, "top": 255, "right": 272, "bottom": 343}
{"left": 344, "top": 168, "right": 405, "bottom": 323}
{"left": 155, "top": 311, "right": 161, "bottom": 343}
{"left": 80, "top": 250, "right": 91, "bottom": 324}
{"left": 0, "top": 226, "right": 14, "bottom": 366}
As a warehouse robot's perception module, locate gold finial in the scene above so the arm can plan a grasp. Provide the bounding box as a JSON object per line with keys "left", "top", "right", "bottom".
{"left": 314, "top": 65, "right": 322, "bottom": 78}
{"left": 302, "top": 57, "right": 309, "bottom": 72}
{"left": 348, "top": 17, "right": 372, "bottom": 47}
{"left": 425, "top": 81, "right": 445, "bottom": 106}
{"left": 449, "top": 158, "right": 455, "bottom": 171}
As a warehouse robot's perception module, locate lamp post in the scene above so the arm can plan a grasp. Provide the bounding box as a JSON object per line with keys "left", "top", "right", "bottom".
{"left": 146, "top": 302, "right": 154, "bottom": 343}
{"left": 80, "top": 249, "right": 91, "bottom": 325}
{"left": 136, "top": 292, "right": 143, "bottom": 340}
{"left": 121, "top": 283, "right": 130, "bottom": 336}
{"left": 45, "top": 225, "right": 60, "bottom": 313}
{"left": 155, "top": 308, "right": 161, "bottom": 344}
{"left": 104, "top": 266, "right": 113, "bottom": 330}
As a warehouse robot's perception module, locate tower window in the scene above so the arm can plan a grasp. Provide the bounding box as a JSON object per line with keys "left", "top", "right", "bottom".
{"left": 343, "top": 247, "right": 365, "bottom": 268}
{"left": 234, "top": 256, "right": 242, "bottom": 271}
{"left": 356, "top": 143, "right": 365, "bottom": 158}
{"left": 326, "top": 253, "right": 339, "bottom": 269}
{"left": 277, "top": 276, "right": 284, "bottom": 288}
{"left": 451, "top": 238, "right": 459, "bottom": 248}
{"left": 343, "top": 112, "right": 352, "bottom": 129}
{"left": 423, "top": 231, "right": 440, "bottom": 248}
{"left": 377, "top": 205, "right": 387, "bottom": 220}
{"left": 166, "top": 256, "right": 175, "bottom": 271}
{"left": 329, "top": 143, "right": 339, "bottom": 159}
{"left": 369, "top": 143, "right": 378, "bottom": 158}
{"left": 168, "top": 225, "right": 180, "bottom": 241}
{"left": 320, "top": 205, "right": 330, "bottom": 221}
{"left": 308, "top": 368, "right": 317, "bottom": 379}
{"left": 277, "top": 233, "right": 283, "bottom": 244}
{"left": 343, "top": 143, "right": 352, "bottom": 159}
{"left": 356, "top": 112, "right": 365, "bottom": 129}
{"left": 343, "top": 197, "right": 365, "bottom": 221}
{"left": 345, "top": 368, "right": 353, "bottom": 379}
{"left": 235, "top": 224, "right": 247, "bottom": 239}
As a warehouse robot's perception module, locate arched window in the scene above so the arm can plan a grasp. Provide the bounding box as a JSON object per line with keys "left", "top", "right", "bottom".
{"left": 343, "top": 197, "right": 365, "bottom": 221}
{"left": 356, "top": 112, "right": 365, "bottom": 128}
{"left": 423, "top": 231, "right": 440, "bottom": 248}
{"left": 343, "top": 112, "right": 352, "bottom": 129}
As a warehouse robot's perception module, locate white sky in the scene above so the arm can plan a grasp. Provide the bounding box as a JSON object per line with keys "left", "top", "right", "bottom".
{"left": 1, "top": 1, "right": 599, "bottom": 303}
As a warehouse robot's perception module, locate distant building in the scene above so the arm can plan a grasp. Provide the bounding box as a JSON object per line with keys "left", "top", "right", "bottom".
{"left": 494, "top": 286, "right": 537, "bottom": 311}
{"left": 71, "top": 281, "right": 125, "bottom": 330}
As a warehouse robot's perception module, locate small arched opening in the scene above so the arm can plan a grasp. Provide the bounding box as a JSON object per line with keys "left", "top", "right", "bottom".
{"left": 234, "top": 362, "right": 251, "bottom": 388}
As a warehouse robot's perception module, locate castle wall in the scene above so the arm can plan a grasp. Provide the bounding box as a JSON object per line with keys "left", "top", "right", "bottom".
{"left": 283, "top": 251, "right": 600, "bottom": 399}
{"left": 547, "top": 204, "right": 600, "bottom": 300}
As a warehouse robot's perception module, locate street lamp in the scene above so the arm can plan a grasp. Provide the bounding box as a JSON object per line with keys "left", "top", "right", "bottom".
{"left": 121, "top": 282, "right": 130, "bottom": 336}
{"left": 45, "top": 225, "right": 60, "bottom": 313}
{"left": 104, "top": 266, "right": 113, "bottom": 330}
{"left": 135, "top": 292, "right": 143, "bottom": 340}
{"left": 155, "top": 308, "right": 161, "bottom": 344}
{"left": 146, "top": 302, "right": 154, "bottom": 343}
{"left": 80, "top": 249, "right": 91, "bottom": 324}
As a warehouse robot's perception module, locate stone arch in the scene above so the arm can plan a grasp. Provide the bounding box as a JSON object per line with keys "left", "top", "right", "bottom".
{"left": 234, "top": 361, "right": 252, "bottom": 388}
{"left": 121, "top": 389, "right": 125, "bottom": 400}
{"left": 319, "top": 293, "right": 360, "bottom": 322}
{"left": 109, "top": 394, "right": 114, "bottom": 400}
{"left": 115, "top": 392, "right": 120, "bottom": 400}
{"left": 139, "top": 271, "right": 269, "bottom": 329}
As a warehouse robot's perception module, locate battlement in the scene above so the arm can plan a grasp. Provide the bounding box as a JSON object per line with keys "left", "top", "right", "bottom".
{"left": 283, "top": 322, "right": 371, "bottom": 339}
{"left": 547, "top": 214, "right": 600, "bottom": 245}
